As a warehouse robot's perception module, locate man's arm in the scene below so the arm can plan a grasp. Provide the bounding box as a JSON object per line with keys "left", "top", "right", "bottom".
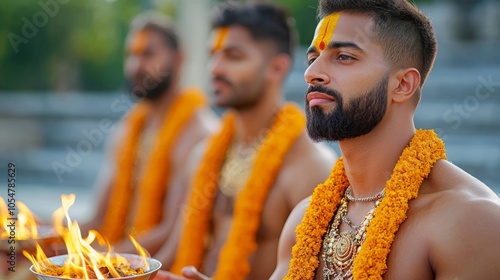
{"left": 431, "top": 192, "right": 500, "bottom": 279}
{"left": 152, "top": 207, "right": 184, "bottom": 268}
{"left": 79, "top": 123, "right": 125, "bottom": 235}
{"left": 112, "top": 148, "right": 193, "bottom": 255}
{"left": 280, "top": 134, "right": 336, "bottom": 210}
{"left": 112, "top": 190, "right": 183, "bottom": 256}
{"left": 153, "top": 138, "right": 209, "bottom": 267}
{"left": 153, "top": 266, "right": 209, "bottom": 280}
{"left": 152, "top": 138, "right": 213, "bottom": 278}
{"left": 270, "top": 197, "right": 309, "bottom": 280}
{"left": 114, "top": 112, "right": 216, "bottom": 256}
{"left": 152, "top": 198, "right": 309, "bottom": 280}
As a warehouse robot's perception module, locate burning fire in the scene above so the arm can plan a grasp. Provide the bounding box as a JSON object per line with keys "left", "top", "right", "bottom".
{"left": 0, "top": 197, "right": 39, "bottom": 240}
{"left": 24, "top": 194, "right": 150, "bottom": 279}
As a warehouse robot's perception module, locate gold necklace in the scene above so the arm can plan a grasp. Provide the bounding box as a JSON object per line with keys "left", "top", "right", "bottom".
{"left": 219, "top": 140, "right": 261, "bottom": 197}
{"left": 322, "top": 196, "right": 381, "bottom": 280}
{"left": 345, "top": 185, "right": 385, "bottom": 202}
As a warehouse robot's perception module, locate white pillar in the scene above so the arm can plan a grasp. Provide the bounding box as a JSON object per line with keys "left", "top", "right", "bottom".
{"left": 177, "top": 0, "right": 211, "bottom": 93}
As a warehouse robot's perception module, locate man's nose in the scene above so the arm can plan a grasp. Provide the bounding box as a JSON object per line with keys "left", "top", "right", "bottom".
{"left": 209, "top": 53, "right": 225, "bottom": 78}
{"left": 304, "top": 57, "right": 330, "bottom": 86}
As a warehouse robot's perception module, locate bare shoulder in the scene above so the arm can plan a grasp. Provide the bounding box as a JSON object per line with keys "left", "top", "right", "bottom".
{"left": 271, "top": 196, "right": 311, "bottom": 280}
{"left": 172, "top": 107, "right": 219, "bottom": 166}
{"left": 284, "top": 196, "right": 311, "bottom": 234}
{"left": 422, "top": 159, "right": 500, "bottom": 206}
{"left": 287, "top": 132, "right": 337, "bottom": 164}
{"left": 185, "top": 137, "right": 211, "bottom": 176}
{"left": 177, "top": 107, "right": 219, "bottom": 146}
{"left": 419, "top": 160, "right": 500, "bottom": 278}
{"left": 279, "top": 196, "right": 311, "bottom": 251}
{"left": 276, "top": 132, "right": 337, "bottom": 206}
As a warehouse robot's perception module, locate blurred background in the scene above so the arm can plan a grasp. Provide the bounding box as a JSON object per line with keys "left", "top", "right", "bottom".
{"left": 0, "top": 0, "right": 499, "bottom": 222}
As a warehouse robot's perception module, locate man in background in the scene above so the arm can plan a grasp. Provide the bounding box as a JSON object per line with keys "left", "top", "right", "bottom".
{"left": 154, "top": 2, "right": 336, "bottom": 279}
{"left": 81, "top": 11, "right": 218, "bottom": 256}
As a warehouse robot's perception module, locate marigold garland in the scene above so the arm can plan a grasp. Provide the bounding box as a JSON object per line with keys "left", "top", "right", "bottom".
{"left": 171, "top": 103, "right": 306, "bottom": 279}
{"left": 285, "top": 129, "right": 446, "bottom": 279}
{"left": 100, "top": 88, "right": 207, "bottom": 244}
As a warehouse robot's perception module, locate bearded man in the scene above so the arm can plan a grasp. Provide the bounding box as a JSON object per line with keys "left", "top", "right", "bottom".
{"left": 271, "top": 0, "right": 500, "bottom": 279}
{"left": 81, "top": 11, "right": 218, "bottom": 256}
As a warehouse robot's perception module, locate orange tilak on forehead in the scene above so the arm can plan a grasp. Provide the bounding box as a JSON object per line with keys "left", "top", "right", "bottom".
{"left": 131, "top": 29, "right": 149, "bottom": 54}
{"left": 211, "top": 27, "right": 230, "bottom": 52}
{"left": 312, "top": 13, "right": 341, "bottom": 51}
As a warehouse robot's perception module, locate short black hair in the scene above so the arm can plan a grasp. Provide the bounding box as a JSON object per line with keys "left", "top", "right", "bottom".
{"left": 320, "top": 0, "right": 437, "bottom": 103}
{"left": 211, "top": 1, "right": 297, "bottom": 57}
{"left": 130, "top": 11, "right": 180, "bottom": 51}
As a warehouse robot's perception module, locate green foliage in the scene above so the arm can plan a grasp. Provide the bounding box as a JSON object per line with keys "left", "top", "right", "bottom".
{"left": 273, "top": 0, "right": 319, "bottom": 46}
{"left": 0, "top": 0, "right": 158, "bottom": 91}
{"left": 211, "top": 0, "right": 320, "bottom": 46}
{"left": 0, "top": 0, "right": 433, "bottom": 92}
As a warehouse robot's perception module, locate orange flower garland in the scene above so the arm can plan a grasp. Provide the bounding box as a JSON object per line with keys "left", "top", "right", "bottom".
{"left": 100, "top": 88, "right": 207, "bottom": 244}
{"left": 171, "top": 103, "right": 306, "bottom": 279}
{"left": 285, "top": 129, "right": 446, "bottom": 279}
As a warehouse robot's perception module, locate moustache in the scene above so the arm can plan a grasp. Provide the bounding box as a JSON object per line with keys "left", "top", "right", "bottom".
{"left": 306, "top": 85, "right": 342, "bottom": 102}
{"left": 213, "top": 76, "right": 233, "bottom": 87}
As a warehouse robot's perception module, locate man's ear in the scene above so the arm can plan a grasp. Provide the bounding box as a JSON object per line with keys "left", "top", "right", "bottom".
{"left": 268, "top": 53, "right": 292, "bottom": 82}
{"left": 391, "top": 68, "right": 421, "bottom": 103}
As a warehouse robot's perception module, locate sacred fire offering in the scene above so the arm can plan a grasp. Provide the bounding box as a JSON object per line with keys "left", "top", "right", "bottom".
{"left": 0, "top": 197, "right": 59, "bottom": 253}
{"left": 22, "top": 194, "right": 161, "bottom": 280}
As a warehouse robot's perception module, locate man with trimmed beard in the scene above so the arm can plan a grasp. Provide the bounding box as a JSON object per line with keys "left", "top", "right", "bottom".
{"left": 81, "top": 11, "right": 218, "bottom": 256}
{"left": 271, "top": 0, "right": 500, "bottom": 279}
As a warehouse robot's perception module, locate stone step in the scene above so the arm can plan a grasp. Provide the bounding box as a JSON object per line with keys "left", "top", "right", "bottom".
{"left": 415, "top": 102, "right": 500, "bottom": 134}
{"left": 0, "top": 148, "right": 103, "bottom": 188}
{"left": 0, "top": 91, "right": 127, "bottom": 119}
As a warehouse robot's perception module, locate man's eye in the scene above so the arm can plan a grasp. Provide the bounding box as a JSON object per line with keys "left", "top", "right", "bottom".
{"left": 228, "top": 54, "right": 243, "bottom": 60}
{"left": 337, "top": 54, "right": 353, "bottom": 61}
{"left": 143, "top": 50, "right": 154, "bottom": 57}
{"left": 225, "top": 51, "right": 244, "bottom": 60}
{"left": 307, "top": 56, "right": 317, "bottom": 65}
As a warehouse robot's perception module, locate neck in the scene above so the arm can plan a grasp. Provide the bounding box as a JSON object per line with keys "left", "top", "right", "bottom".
{"left": 233, "top": 86, "right": 284, "bottom": 145}
{"left": 339, "top": 115, "right": 416, "bottom": 198}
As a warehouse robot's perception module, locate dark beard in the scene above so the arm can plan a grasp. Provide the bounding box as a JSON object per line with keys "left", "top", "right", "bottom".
{"left": 128, "top": 68, "right": 173, "bottom": 101}
{"left": 212, "top": 69, "right": 266, "bottom": 111}
{"left": 305, "top": 75, "right": 388, "bottom": 142}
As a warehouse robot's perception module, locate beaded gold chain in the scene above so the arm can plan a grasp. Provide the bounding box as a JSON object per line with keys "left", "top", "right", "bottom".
{"left": 345, "top": 185, "right": 385, "bottom": 202}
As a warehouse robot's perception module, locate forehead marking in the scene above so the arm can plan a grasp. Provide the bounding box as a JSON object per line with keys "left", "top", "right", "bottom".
{"left": 313, "top": 13, "right": 341, "bottom": 51}
{"left": 212, "top": 27, "right": 230, "bottom": 51}
{"left": 131, "top": 29, "right": 149, "bottom": 54}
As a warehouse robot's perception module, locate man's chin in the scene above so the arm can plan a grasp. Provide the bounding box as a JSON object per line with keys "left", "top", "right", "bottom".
{"left": 308, "top": 104, "right": 336, "bottom": 115}
{"left": 214, "top": 94, "right": 236, "bottom": 108}
{"left": 214, "top": 98, "right": 229, "bottom": 108}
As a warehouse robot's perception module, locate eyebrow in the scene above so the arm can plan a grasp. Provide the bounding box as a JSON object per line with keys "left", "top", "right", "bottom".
{"left": 210, "top": 45, "right": 245, "bottom": 55}
{"left": 306, "top": 41, "right": 364, "bottom": 55}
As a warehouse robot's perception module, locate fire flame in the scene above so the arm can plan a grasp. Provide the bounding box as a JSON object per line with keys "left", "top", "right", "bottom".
{"left": 24, "top": 194, "right": 150, "bottom": 279}
{"left": 0, "top": 197, "right": 39, "bottom": 240}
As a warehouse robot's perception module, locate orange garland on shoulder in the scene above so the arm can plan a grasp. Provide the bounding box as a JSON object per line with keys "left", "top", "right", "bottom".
{"left": 171, "top": 103, "right": 306, "bottom": 279}
{"left": 285, "top": 129, "right": 447, "bottom": 279}
{"left": 100, "top": 88, "right": 207, "bottom": 244}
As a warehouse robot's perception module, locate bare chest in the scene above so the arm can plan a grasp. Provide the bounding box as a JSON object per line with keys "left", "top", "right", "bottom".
{"left": 202, "top": 185, "right": 290, "bottom": 276}
{"left": 211, "top": 184, "right": 290, "bottom": 247}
